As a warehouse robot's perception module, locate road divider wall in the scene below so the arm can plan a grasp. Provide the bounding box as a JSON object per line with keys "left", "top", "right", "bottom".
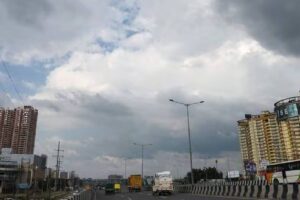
{"left": 174, "top": 180, "right": 299, "bottom": 200}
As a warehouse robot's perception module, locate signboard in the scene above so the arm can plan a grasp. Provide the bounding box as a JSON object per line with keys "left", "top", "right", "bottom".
{"left": 259, "top": 159, "right": 269, "bottom": 170}
{"left": 244, "top": 160, "right": 257, "bottom": 174}
{"left": 227, "top": 170, "right": 239, "bottom": 178}
{"left": 17, "top": 183, "right": 30, "bottom": 189}
{"left": 288, "top": 104, "right": 298, "bottom": 117}
{"left": 276, "top": 103, "right": 300, "bottom": 120}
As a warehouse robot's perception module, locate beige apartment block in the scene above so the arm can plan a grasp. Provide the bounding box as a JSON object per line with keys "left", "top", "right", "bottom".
{"left": 261, "top": 112, "right": 283, "bottom": 163}
{"left": 275, "top": 96, "right": 300, "bottom": 161}
{"left": 277, "top": 116, "right": 300, "bottom": 160}
{"left": 238, "top": 119, "right": 252, "bottom": 162}
{"left": 237, "top": 111, "right": 283, "bottom": 167}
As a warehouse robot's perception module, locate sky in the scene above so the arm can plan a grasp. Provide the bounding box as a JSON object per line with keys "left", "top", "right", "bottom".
{"left": 0, "top": 0, "right": 300, "bottom": 178}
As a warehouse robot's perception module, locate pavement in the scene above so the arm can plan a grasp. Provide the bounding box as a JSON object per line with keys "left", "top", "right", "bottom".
{"left": 92, "top": 190, "right": 258, "bottom": 200}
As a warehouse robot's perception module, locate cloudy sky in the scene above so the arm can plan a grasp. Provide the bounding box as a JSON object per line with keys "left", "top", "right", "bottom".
{"left": 0, "top": 0, "right": 300, "bottom": 178}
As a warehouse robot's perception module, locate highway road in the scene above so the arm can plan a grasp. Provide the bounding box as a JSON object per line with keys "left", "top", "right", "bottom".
{"left": 91, "top": 190, "right": 257, "bottom": 200}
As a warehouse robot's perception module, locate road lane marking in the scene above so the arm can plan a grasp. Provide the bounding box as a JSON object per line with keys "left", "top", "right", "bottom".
{"left": 127, "top": 197, "right": 132, "bottom": 200}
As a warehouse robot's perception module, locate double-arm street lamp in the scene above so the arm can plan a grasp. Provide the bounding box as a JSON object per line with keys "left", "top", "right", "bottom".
{"left": 133, "top": 143, "right": 152, "bottom": 184}
{"left": 169, "top": 98, "right": 204, "bottom": 185}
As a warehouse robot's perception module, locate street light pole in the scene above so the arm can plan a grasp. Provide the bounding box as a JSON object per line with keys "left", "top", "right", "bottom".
{"left": 133, "top": 143, "right": 152, "bottom": 185}
{"left": 169, "top": 99, "right": 204, "bottom": 185}
{"left": 125, "top": 159, "right": 127, "bottom": 180}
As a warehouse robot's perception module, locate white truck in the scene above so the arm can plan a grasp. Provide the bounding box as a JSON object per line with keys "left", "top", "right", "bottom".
{"left": 152, "top": 171, "right": 173, "bottom": 195}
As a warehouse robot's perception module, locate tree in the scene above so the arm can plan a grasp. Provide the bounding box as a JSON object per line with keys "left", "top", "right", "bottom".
{"left": 185, "top": 167, "right": 223, "bottom": 183}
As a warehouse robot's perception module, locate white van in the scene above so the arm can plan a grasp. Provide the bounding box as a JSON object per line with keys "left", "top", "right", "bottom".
{"left": 152, "top": 171, "right": 173, "bottom": 195}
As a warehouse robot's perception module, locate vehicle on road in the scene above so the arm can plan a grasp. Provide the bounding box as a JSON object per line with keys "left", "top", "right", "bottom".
{"left": 266, "top": 159, "right": 300, "bottom": 184}
{"left": 152, "top": 171, "right": 173, "bottom": 195}
{"left": 114, "top": 182, "right": 121, "bottom": 192}
{"left": 105, "top": 183, "right": 115, "bottom": 194}
{"left": 128, "top": 174, "right": 142, "bottom": 192}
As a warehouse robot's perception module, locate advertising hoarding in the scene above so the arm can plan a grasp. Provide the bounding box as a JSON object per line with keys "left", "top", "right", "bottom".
{"left": 227, "top": 170, "right": 239, "bottom": 178}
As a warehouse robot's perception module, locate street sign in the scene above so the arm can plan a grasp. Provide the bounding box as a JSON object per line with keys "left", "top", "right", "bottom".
{"left": 259, "top": 159, "right": 269, "bottom": 170}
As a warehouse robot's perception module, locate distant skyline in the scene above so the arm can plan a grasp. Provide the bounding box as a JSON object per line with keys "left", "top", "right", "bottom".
{"left": 0, "top": 0, "right": 300, "bottom": 178}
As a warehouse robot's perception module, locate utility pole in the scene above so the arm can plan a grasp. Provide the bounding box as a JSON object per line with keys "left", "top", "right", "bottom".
{"left": 53, "top": 141, "right": 64, "bottom": 191}
{"left": 133, "top": 143, "right": 152, "bottom": 186}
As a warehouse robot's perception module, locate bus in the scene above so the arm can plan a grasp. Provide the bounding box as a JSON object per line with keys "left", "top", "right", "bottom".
{"left": 266, "top": 159, "right": 300, "bottom": 184}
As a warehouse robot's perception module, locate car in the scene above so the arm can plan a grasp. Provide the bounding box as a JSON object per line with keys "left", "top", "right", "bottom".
{"left": 105, "top": 183, "right": 115, "bottom": 194}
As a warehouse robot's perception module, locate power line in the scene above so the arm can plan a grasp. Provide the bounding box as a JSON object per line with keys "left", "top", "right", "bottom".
{"left": 0, "top": 81, "right": 15, "bottom": 107}
{"left": 0, "top": 59, "right": 24, "bottom": 105}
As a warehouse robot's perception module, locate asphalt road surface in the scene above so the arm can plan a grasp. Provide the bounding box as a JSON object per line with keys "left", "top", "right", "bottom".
{"left": 91, "top": 190, "right": 259, "bottom": 200}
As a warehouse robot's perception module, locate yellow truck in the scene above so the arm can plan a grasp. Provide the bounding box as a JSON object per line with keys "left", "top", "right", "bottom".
{"left": 114, "top": 183, "right": 121, "bottom": 192}
{"left": 128, "top": 175, "right": 142, "bottom": 192}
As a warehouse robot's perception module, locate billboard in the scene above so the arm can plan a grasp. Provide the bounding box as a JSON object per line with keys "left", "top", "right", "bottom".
{"left": 275, "top": 103, "right": 300, "bottom": 120}
{"left": 227, "top": 171, "right": 239, "bottom": 178}
{"left": 244, "top": 160, "right": 257, "bottom": 174}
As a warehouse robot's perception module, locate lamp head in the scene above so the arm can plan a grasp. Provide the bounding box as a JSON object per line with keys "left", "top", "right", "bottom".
{"left": 200, "top": 101, "right": 205, "bottom": 103}
{"left": 169, "top": 99, "right": 174, "bottom": 102}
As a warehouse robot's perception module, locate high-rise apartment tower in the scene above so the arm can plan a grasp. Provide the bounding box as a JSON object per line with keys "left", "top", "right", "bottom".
{"left": 237, "top": 111, "right": 283, "bottom": 168}
{"left": 274, "top": 96, "right": 300, "bottom": 160}
{"left": 0, "top": 106, "right": 38, "bottom": 154}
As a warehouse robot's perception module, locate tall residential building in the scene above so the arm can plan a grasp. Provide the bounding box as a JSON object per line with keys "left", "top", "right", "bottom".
{"left": 237, "top": 111, "right": 283, "bottom": 168}
{"left": 0, "top": 109, "right": 15, "bottom": 149}
{"left": 237, "top": 119, "right": 252, "bottom": 162}
{"left": 0, "top": 106, "right": 38, "bottom": 154}
{"left": 274, "top": 96, "right": 300, "bottom": 160}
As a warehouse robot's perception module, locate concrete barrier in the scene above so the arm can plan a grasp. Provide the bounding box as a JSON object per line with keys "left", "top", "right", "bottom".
{"left": 257, "top": 180, "right": 267, "bottom": 198}
{"left": 231, "top": 182, "right": 237, "bottom": 196}
{"left": 198, "top": 185, "right": 202, "bottom": 194}
{"left": 292, "top": 183, "right": 299, "bottom": 200}
{"left": 243, "top": 181, "right": 249, "bottom": 197}
{"left": 247, "top": 180, "right": 255, "bottom": 198}
{"left": 271, "top": 185, "right": 282, "bottom": 199}
{"left": 226, "top": 183, "right": 231, "bottom": 196}
{"left": 194, "top": 185, "right": 200, "bottom": 194}
{"left": 265, "top": 183, "right": 273, "bottom": 199}
{"left": 217, "top": 184, "right": 222, "bottom": 196}
{"left": 205, "top": 184, "right": 210, "bottom": 195}
{"left": 285, "top": 184, "right": 294, "bottom": 200}
{"left": 192, "top": 185, "right": 197, "bottom": 194}
{"left": 236, "top": 181, "right": 243, "bottom": 197}
{"left": 281, "top": 184, "right": 288, "bottom": 199}
{"left": 209, "top": 184, "right": 214, "bottom": 195}
{"left": 199, "top": 185, "right": 204, "bottom": 195}
{"left": 176, "top": 181, "right": 300, "bottom": 199}
{"left": 221, "top": 184, "right": 226, "bottom": 196}
{"left": 213, "top": 185, "right": 218, "bottom": 195}
{"left": 206, "top": 184, "right": 211, "bottom": 195}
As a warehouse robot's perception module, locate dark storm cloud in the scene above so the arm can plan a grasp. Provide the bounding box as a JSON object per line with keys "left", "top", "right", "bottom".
{"left": 34, "top": 89, "right": 250, "bottom": 161}
{"left": 33, "top": 91, "right": 132, "bottom": 118}
{"left": 121, "top": 90, "right": 269, "bottom": 159}
{"left": 215, "top": 0, "right": 300, "bottom": 56}
{"left": 2, "top": 0, "right": 52, "bottom": 28}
